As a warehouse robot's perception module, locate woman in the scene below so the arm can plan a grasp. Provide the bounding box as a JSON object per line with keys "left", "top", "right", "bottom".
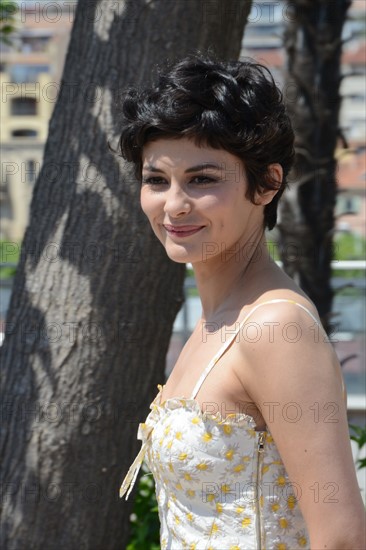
{"left": 119, "top": 55, "right": 365, "bottom": 549}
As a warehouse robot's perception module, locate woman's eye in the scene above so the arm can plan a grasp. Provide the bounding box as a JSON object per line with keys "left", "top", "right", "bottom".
{"left": 141, "top": 175, "right": 218, "bottom": 186}
{"left": 142, "top": 176, "right": 167, "bottom": 185}
{"left": 190, "top": 175, "right": 217, "bottom": 184}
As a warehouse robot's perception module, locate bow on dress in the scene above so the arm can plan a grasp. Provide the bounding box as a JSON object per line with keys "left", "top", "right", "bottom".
{"left": 119, "top": 421, "right": 154, "bottom": 500}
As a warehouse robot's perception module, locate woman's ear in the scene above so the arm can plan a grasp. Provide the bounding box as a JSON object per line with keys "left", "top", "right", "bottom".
{"left": 255, "top": 163, "right": 283, "bottom": 205}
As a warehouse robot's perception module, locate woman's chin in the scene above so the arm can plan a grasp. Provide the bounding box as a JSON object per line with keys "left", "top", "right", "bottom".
{"left": 164, "top": 244, "right": 200, "bottom": 264}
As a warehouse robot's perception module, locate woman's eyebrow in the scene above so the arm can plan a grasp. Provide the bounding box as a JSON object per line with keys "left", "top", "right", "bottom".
{"left": 185, "top": 163, "right": 223, "bottom": 173}
{"left": 142, "top": 163, "right": 223, "bottom": 174}
{"left": 142, "top": 164, "right": 163, "bottom": 173}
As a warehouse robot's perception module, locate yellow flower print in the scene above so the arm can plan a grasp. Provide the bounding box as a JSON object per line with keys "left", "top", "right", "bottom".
{"left": 225, "top": 448, "right": 235, "bottom": 460}
{"left": 191, "top": 416, "right": 201, "bottom": 425}
{"left": 202, "top": 431, "right": 213, "bottom": 442}
{"left": 186, "top": 512, "right": 194, "bottom": 522}
{"left": 286, "top": 494, "right": 297, "bottom": 511}
{"left": 275, "top": 543, "right": 288, "bottom": 550}
{"left": 222, "top": 424, "right": 233, "bottom": 435}
{"left": 175, "top": 431, "right": 183, "bottom": 440}
{"left": 275, "top": 475, "right": 286, "bottom": 487}
{"left": 232, "top": 463, "right": 245, "bottom": 474}
{"left": 235, "top": 505, "right": 245, "bottom": 514}
{"left": 186, "top": 489, "right": 196, "bottom": 499}
{"left": 183, "top": 469, "right": 199, "bottom": 484}
{"left": 195, "top": 461, "right": 212, "bottom": 472}
{"left": 278, "top": 517, "right": 293, "bottom": 531}
{"left": 207, "top": 520, "right": 219, "bottom": 536}
{"left": 296, "top": 530, "right": 308, "bottom": 547}
{"left": 178, "top": 452, "right": 188, "bottom": 461}
{"left": 271, "top": 502, "right": 280, "bottom": 513}
{"left": 216, "top": 502, "right": 223, "bottom": 514}
{"left": 248, "top": 427, "right": 256, "bottom": 438}
{"left": 164, "top": 424, "right": 171, "bottom": 436}
{"left": 278, "top": 517, "right": 288, "bottom": 529}
{"left": 241, "top": 517, "right": 251, "bottom": 528}
{"left": 224, "top": 445, "right": 238, "bottom": 461}
{"left": 221, "top": 484, "right": 231, "bottom": 494}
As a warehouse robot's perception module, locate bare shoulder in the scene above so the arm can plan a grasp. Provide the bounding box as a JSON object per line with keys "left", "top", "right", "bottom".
{"left": 236, "top": 286, "right": 346, "bottom": 409}
{"left": 244, "top": 288, "right": 323, "bottom": 337}
{"left": 237, "top": 259, "right": 318, "bottom": 322}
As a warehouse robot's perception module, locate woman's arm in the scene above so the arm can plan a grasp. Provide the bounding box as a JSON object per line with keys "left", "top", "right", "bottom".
{"left": 238, "top": 301, "right": 365, "bottom": 549}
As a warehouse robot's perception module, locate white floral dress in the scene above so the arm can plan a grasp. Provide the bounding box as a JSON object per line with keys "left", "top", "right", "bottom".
{"left": 120, "top": 300, "right": 321, "bottom": 549}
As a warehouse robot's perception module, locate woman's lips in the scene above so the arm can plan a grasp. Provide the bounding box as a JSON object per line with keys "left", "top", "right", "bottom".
{"left": 163, "top": 224, "right": 205, "bottom": 237}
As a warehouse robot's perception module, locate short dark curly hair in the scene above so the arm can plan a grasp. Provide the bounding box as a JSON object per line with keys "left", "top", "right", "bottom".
{"left": 117, "top": 54, "right": 294, "bottom": 230}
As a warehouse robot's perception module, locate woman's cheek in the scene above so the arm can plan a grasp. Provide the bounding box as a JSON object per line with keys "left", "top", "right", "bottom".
{"left": 140, "top": 190, "right": 155, "bottom": 220}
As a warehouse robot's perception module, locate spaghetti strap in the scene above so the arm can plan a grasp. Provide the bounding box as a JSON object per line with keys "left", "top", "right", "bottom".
{"left": 190, "top": 298, "right": 322, "bottom": 400}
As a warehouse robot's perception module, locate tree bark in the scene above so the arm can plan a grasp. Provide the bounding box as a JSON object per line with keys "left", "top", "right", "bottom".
{"left": 0, "top": 0, "right": 252, "bottom": 548}
{"left": 279, "top": 0, "right": 351, "bottom": 333}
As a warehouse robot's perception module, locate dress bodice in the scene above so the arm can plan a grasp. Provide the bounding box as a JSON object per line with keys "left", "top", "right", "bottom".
{"left": 120, "top": 300, "right": 321, "bottom": 549}
{"left": 123, "top": 385, "right": 309, "bottom": 549}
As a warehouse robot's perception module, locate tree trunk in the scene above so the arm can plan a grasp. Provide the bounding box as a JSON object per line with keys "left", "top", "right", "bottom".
{"left": 279, "top": 0, "right": 351, "bottom": 333}
{"left": 0, "top": 0, "right": 252, "bottom": 548}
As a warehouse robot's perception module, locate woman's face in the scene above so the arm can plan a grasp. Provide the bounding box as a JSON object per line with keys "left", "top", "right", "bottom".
{"left": 141, "top": 137, "right": 270, "bottom": 265}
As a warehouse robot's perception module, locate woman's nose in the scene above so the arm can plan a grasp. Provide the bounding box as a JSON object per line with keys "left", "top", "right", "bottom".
{"left": 163, "top": 183, "right": 191, "bottom": 217}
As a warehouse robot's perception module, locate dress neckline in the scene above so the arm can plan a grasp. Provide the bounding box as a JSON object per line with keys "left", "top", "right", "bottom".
{"left": 154, "top": 384, "right": 262, "bottom": 430}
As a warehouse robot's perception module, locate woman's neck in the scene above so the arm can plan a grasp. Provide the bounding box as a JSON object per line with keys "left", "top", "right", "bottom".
{"left": 191, "top": 232, "right": 274, "bottom": 322}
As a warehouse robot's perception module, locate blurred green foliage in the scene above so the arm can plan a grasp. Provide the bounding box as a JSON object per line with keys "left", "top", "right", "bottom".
{"left": 349, "top": 424, "right": 366, "bottom": 470}
{"left": 0, "top": 0, "right": 18, "bottom": 45}
{"left": 0, "top": 241, "right": 20, "bottom": 279}
{"left": 333, "top": 232, "right": 366, "bottom": 261}
{"left": 333, "top": 233, "right": 366, "bottom": 280}
{"left": 126, "top": 464, "right": 160, "bottom": 550}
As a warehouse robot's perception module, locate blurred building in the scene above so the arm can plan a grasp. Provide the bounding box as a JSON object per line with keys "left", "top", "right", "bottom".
{"left": 241, "top": 0, "right": 366, "bottom": 241}
{"left": 336, "top": 146, "right": 366, "bottom": 237}
{"left": 0, "top": 0, "right": 76, "bottom": 241}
